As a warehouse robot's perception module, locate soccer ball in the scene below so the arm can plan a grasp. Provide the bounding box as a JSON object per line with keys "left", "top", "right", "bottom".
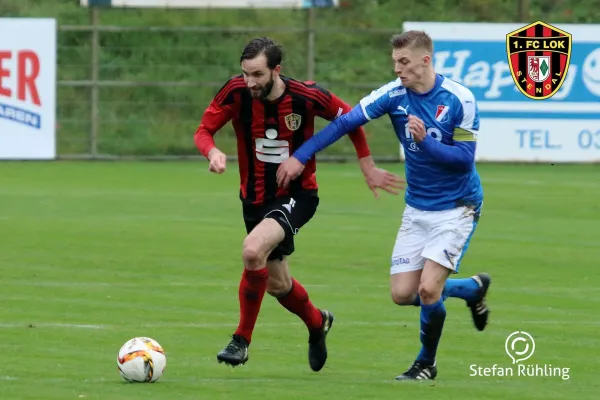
{"left": 117, "top": 337, "right": 167, "bottom": 383}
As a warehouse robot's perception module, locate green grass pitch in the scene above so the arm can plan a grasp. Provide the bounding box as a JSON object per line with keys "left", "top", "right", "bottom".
{"left": 0, "top": 161, "right": 598, "bottom": 399}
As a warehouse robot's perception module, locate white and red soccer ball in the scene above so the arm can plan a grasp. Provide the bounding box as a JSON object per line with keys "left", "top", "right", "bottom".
{"left": 117, "top": 337, "right": 167, "bottom": 383}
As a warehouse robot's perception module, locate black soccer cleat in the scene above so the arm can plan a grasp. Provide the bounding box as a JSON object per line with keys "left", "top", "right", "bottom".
{"left": 467, "top": 273, "right": 491, "bottom": 331}
{"left": 395, "top": 360, "right": 438, "bottom": 381}
{"left": 217, "top": 334, "right": 249, "bottom": 367}
{"left": 308, "top": 309, "right": 334, "bottom": 372}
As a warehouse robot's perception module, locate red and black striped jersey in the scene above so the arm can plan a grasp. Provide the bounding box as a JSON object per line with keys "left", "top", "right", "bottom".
{"left": 195, "top": 75, "right": 371, "bottom": 207}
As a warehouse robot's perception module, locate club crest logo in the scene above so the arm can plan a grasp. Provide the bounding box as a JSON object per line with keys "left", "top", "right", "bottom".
{"left": 506, "top": 21, "right": 572, "bottom": 100}
{"left": 435, "top": 105, "right": 450, "bottom": 122}
{"left": 284, "top": 113, "right": 302, "bottom": 131}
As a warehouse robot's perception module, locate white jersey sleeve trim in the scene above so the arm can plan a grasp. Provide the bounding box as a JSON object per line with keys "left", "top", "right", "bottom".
{"left": 441, "top": 78, "right": 477, "bottom": 132}
{"left": 358, "top": 78, "right": 403, "bottom": 121}
{"left": 360, "top": 102, "right": 372, "bottom": 121}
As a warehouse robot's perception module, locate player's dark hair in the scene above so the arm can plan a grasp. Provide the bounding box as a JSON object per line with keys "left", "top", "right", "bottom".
{"left": 240, "top": 37, "right": 283, "bottom": 69}
{"left": 390, "top": 30, "right": 434, "bottom": 53}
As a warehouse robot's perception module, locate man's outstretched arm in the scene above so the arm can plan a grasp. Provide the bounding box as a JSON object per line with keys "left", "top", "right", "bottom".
{"left": 293, "top": 105, "right": 369, "bottom": 164}
{"left": 277, "top": 104, "right": 404, "bottom": 196}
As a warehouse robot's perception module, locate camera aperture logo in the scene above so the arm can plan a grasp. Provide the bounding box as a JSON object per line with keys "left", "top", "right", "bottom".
{"left": 470, "top": 331, "right": 570, "bottom": 380}
{"left": 506, "top": 331, "right": 535, "bottom": 364}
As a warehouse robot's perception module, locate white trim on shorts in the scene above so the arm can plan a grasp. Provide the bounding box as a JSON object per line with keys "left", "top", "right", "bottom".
{"left": 264, "top": 209, "right": 299, "bottom": 235}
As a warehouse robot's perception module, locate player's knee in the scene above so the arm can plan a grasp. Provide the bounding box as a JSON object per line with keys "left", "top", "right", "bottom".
{"left": 418, "top": 283, "right": 441, "bottom": 304}
{"left": 391, "top": 290, "right": 417, "bottom": 306}
{"left": 242, "top": 237, "right": 263, "bottom": 269}
{"left": 266, "top": 276, "right": 291, "bottom": 297}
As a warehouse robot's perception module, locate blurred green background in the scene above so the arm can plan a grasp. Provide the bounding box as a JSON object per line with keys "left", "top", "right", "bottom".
{"left": 1, "top": 0, "right": 597, "bottom": 157}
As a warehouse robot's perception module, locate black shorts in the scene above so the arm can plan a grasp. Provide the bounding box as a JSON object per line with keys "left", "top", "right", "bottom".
{"left": 243, "top": 192, "right": 319, "bottom": 261}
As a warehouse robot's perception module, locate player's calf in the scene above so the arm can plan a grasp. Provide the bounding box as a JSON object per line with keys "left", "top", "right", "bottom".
{"left": 274, "top": 276, "right": 329, "bottom": 371}
{"left": 219, "top": 266, "right": 268, "bottom": 365}
{"left": 266, "top": 276, "right": 291, "bottom": 297}
{"left": 270, "top": 274, "right": 326, "bottom": 330}
{"left": 442, "top": 276, "right": 483, "bottom": 303}
{"left": 265, "top": 258, "right": 292, "bottom": 297}
{"left": 433, "top": 273, "right": 492, "bottom": 331}
{"left": 397, "top": 260, "right": 448, "bottom": 380}
{"left": 217, "top": 220, "right": 284, "bottom": 367}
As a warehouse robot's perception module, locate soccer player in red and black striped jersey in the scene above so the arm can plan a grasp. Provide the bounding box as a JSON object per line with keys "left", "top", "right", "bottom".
{"left": 194, "top": 37, "right": 403, "bottom": 371}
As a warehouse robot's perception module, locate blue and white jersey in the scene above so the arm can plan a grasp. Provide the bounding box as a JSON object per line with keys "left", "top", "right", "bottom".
{"left": 359, "top": 74, "right": 483, "bottom": 211}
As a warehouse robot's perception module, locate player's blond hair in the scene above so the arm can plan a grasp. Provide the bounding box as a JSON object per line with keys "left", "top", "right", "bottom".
{"left": 390, "top": 30, "right": 433, "bottom": 54}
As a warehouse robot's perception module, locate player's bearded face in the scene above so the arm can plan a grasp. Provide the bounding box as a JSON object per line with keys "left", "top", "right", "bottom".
{"left": 242, "top": 56, "right": 276, "bottom": 99}
{"left": 251, "top": 71, "right": 274, "bottom": 99}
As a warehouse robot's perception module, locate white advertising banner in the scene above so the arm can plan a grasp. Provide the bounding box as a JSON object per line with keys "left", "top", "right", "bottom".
{"left": 0, "top": 18, "right": 56, "bottom": 160}
{"left": 478, "top": 119, "right": 600, "bottom": 162}
{"left": 402, "top": 22, "right": 600, "bottom": 163}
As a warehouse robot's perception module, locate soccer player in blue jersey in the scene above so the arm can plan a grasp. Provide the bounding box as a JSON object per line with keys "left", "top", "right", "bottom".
{"left": 276, "top": 30, "right": 491, "bottom": 380}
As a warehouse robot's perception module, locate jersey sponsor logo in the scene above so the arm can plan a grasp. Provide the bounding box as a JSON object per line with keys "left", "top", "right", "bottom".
{"left": 360, "top": 80, "right": 402, "bottom": 108}
{"left": 284, "top": 113, "right": 302, "bottom": 131}
{"left": 255, "top": 129, "right": 289, "bottom": 163}
{"left": 391, "top": 256, "right": 410, "bottom": 266}
{"left": 389, "top": 88, "right": 406, "bottom": 98}
{"left": 404, "top": 124, "right": 443, "bottom": 152}
{"left": 506, "top": 21, "right": 572, "bottom": 100}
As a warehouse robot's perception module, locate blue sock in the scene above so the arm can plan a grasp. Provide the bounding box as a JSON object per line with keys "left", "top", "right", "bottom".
{"left": 417, "top": 300, "right": 446, "bottom": 365}
{"left": 444, "top": 277, "right": 480, "bottom": 303}
{"left": 412, "top": 278, "right": 479, "bottom": 306}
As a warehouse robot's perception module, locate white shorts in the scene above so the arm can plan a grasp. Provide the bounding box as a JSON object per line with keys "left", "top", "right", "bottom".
{"left": 390, "top": 203, "right": 481, "bottom": 275}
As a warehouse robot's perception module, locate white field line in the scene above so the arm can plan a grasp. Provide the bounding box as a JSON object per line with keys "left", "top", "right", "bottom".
{"left": 1, "top": 319, "right": 599, "bottom": 330}
{"left": 0, "top": 376, "right": 420, "bottom": 384}
{"left": 4, "top": 284, "right": 600, "bottom": 301}
{"left": 3, "top": 281, "right": 600, "bottom": 292}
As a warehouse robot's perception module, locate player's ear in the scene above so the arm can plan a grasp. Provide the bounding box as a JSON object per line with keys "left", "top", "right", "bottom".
{"left": 423, "top": 54, "right": 431, "bottom": 66}
{"left": 273, "top": 65, "right": 282, "bottom": 76}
